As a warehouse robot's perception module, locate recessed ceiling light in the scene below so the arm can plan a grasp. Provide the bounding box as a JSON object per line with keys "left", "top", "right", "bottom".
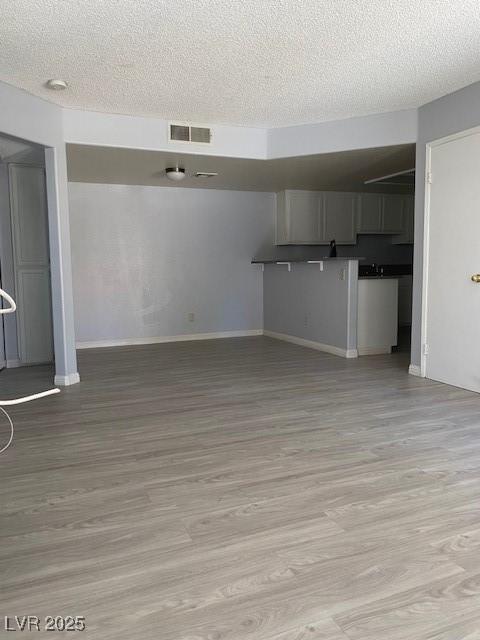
{"left": 194, "top": 172, "right": 218, "bottom": 178}
{"left": 45, "top": 79, "right": 68, "bottom": 91}
{"left": 165, "top": 167, "right": 186, "bottom": 181}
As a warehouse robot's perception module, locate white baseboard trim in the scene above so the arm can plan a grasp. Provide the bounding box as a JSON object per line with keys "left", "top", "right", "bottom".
{"left": 408, "top": 364, "right": 422, "bottom": 377}
{"left": 358, "top": 346, "right": 392, "bottom": 356}
{"left": 263, "top": 330, "right": 358, "bottom": 359}
{"left": 76, "top": 330, "right": 263, "bottom": 350}
{"left": 54, "top": 372, "right": 81, "bottom": 386}
{"left": 6, "top": 359, "right": 21, "bottom": 368}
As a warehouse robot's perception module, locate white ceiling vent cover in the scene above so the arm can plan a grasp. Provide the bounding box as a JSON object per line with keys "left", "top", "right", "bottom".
{"left": 169, "top": 123, "right": 212, "bottom": 144}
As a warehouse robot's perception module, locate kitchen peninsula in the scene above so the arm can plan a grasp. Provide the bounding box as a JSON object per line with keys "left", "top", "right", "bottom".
{"left": 252, "top": 258, "right": 399, "bottom": 357}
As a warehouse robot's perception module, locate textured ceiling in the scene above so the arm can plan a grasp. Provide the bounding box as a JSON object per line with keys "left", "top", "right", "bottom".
{"left": 67, "top": 144, "right": 415, "bottom": 193}
{"left": 1, "top": 1, "right": 480, "bottom": 127}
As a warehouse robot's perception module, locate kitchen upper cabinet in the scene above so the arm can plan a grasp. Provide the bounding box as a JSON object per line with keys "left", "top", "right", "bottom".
{"left": 322, "top": 192, "right": 357, "bottom": 244}
{"left": 382, "top": 195, "right": 405, "bottom": 233}
{"left": 288, "top": 191, "right": 321, "bottom": 243}
{"left": 275, "top": 190, "right": 413, "bottom": 245}
{"left": 357, "top": 193, "right": 409, "bottom": 235}
{"left": 357, "top": 193, "right": 383, "bottom": 233}
{"left": 391, "top": 195, "right": 414, "bottom": 244}
{"left": 276, "top": 190, "right": 358, "bottom": 245}
{"left": 275, "top": 190, "right": 322, "bottom": 244}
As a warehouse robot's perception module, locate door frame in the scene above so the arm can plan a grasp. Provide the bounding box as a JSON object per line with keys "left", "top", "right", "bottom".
{"left": 420, "top": 124, "right": 480, "bottom": 377}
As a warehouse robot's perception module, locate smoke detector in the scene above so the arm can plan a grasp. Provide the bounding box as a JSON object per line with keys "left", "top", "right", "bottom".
{"left": 165, "top": 167, "right": 186, "bottom": 181}
{"left": 45, "top": 79, "right": 68, "bottom": 90}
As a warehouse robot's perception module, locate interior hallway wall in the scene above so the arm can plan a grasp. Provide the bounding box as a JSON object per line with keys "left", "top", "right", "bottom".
{"left": 68, "top": 183, "right": 274, "bottom": 346}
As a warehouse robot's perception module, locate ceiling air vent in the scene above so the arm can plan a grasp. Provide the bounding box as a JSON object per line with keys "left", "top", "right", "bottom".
{"left": 169, "top": 123, "right": 212, "bottom": 144}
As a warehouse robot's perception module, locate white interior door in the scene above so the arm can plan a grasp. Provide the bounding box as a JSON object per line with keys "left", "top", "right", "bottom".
{"left": 424, "top": 129, "right": 480, "bottom": 392}
{"left": 9, "top": 164, "right": 53, "bottom": 365}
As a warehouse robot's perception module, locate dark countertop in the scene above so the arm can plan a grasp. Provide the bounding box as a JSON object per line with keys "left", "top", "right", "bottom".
{"left": 358, "top": 276, "right": 400, "bottom": 280}
{"left": 251, "top": 257, "right": 364, "bottom": 264}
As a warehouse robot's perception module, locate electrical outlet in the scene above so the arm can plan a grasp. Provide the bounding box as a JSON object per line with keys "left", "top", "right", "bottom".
{"left": 188, "top": 312, "right": 195, "bottom": 322}
{"left": 340, "top": 268, "right": 346, "bottom": 281}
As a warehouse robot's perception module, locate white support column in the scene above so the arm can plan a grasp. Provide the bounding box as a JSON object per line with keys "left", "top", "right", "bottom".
{"left": 44, "top": 147, "right": 80, "bottom": 385}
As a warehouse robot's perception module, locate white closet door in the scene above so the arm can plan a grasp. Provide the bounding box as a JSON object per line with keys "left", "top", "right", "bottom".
{"left": 9, "top": 164, "right": 53, "bottom": 365}
{"left": 425, "top": 130, "right": 480, "bottom": 392}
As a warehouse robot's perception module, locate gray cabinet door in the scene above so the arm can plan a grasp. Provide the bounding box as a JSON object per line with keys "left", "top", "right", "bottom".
{"left": 9, "top": 164, "right": 53, "bottom": 365}
{"left": 357, "top": 193, "right": 383, "bottom": 233}
{"left": 286, "top": 191, "right": 322, "bottom": 243}
{"left": 323, "top": 192, "right": 357, "bottom": 244}
{"left": 391, "top": 195, "right": 414, "bottom": 244}
{"left": 382, "top": 195, "right": 405, "bottom": 233}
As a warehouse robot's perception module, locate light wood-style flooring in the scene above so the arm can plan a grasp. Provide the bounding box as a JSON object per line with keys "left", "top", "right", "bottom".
{"left": 1, "top": 336, "right": 480, "bottom": 639}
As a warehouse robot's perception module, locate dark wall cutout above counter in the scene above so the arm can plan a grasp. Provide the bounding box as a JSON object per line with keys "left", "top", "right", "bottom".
{"left": 256, "top": 234, "right": 413, "bottom": 269}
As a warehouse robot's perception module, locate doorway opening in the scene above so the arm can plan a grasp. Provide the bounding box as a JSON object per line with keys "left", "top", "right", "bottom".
{"left": 0, "top": 132, "right": 54, "bottom": 373}
{"left": 360, "top": 166, "right": 415, "bottom": 357}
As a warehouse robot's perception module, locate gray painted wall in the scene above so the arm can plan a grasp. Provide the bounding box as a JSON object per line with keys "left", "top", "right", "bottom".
{"left": 63, "top": 106, "right": 418, "bottom": 161}
{"left": 411, "top": 80, "right": 480, "bottom": 367}
{"left": 68, "top": 183, "right": 274, "bottom": 344}
{"left": 263, "top": 260, "right": 358, "bottom": 353}
{"left": 268, "top": 109, "right": 417, "bottom": 158}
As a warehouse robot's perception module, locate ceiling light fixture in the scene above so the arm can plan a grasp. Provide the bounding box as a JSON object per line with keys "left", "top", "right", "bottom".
{"left": 194, "top": 172, "right": 218, "bottom": 178}
{"left": 45, "top": 79, "right": 68, "bottom": 90}
{"left": 165, "top": 167, "right": 186, "bottom": 181}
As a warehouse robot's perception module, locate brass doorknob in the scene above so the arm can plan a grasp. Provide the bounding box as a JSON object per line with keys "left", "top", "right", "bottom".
{"left": 472, "top": 274, "right": 480, "bottom": 283}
